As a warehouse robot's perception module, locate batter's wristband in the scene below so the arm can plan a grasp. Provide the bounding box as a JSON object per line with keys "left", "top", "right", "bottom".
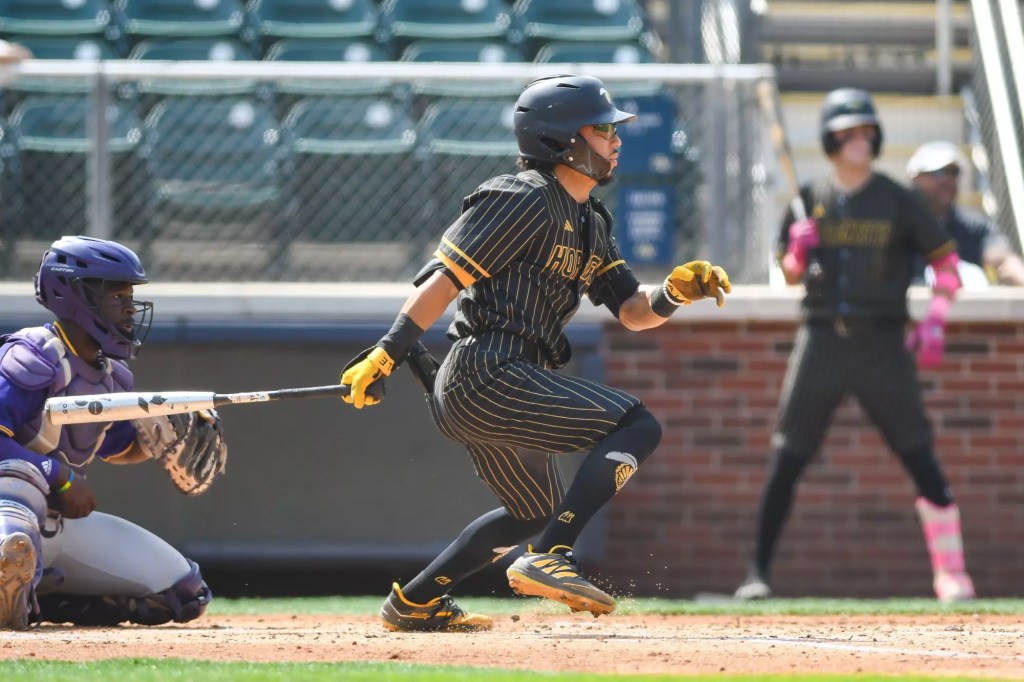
{"left": 377, "top": 313, "right": 426, "bottom": 363}
{"left": 651, "top": 283, "right": 685, "bottom": 318}
{"left": 56, "top": 470, "right": 74, "bottom": 494}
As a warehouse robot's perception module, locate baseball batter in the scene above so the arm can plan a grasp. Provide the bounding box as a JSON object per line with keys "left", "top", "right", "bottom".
{"left": 734, "top": 89, "right": 975, "bottom": 602}
{"left": 0, "top": 236, "right": 227, "bottom": 629}
{"left": 340, "top": 74, "right": 731, "bottom": 630}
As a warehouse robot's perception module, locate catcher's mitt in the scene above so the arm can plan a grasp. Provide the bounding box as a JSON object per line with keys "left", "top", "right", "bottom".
{"left": 133, "top": 409, "right": 228, "bottom": 496}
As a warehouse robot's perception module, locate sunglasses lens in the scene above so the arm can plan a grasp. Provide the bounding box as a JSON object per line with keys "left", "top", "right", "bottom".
{"left": 593, "top": 123, "right": 616, "bottom": 139}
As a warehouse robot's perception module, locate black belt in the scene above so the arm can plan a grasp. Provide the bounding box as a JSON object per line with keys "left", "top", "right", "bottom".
{"left": 809, "top": 317, "right": 896, "bottom": 338}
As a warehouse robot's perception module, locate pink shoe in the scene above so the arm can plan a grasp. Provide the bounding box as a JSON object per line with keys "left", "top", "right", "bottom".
{"left": 915, "top": 498, "right": 976, "bottom": 602}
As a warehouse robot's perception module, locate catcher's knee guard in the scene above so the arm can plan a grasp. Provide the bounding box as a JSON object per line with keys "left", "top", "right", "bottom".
{"left": 0, "top": 461, "right": 49, "bottom": 629}
{"left": 37, "top": 558, "right": 212, "bottom": 626}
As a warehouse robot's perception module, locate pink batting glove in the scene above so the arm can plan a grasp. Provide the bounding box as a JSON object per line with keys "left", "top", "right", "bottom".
{"left": 906, "top": 316, "right": 946, "bottom": 369}
{"left": 785, "top": 219, "right": 820, "bottom": 271}
{"left": 907, "top": 296, "right": 951, "bottom": 370}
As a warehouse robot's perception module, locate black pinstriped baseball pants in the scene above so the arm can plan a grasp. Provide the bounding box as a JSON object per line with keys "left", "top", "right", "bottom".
{"left": 430, "top": 331, "right": 642, "bottom": 521}
{"left": 771, "top": 320, "right": 933, "bottom": 457}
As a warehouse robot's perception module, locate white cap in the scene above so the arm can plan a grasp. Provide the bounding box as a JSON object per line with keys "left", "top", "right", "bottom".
{"left": 907, "top": 141, "right": 968, "bottom": 177}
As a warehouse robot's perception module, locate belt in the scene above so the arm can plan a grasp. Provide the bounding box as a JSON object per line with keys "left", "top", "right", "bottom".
{"left": 810, "top": 317, "right": 882, "bottom": 338}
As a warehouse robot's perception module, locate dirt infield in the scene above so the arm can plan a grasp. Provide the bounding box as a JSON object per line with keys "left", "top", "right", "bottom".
{"left": 4, "top": 613, "right": 1024, "bottom": 678}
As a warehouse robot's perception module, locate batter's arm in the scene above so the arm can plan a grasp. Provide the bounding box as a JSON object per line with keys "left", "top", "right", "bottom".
{"left": 400, "top": 270, "right": 459, "bottom": 331}
{"left": 617, "top": 284, "right": 675, "bottom": 331}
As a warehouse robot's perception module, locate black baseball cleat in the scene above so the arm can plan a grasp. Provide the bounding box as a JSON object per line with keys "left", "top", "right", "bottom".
{"left": 506, "top": 545, "right": 615, "bottom": 616}
{"left": 734, "top": 568, "right": 772, "bottom": 600}
{"left": 0, "top": 532, "right": 36, "bottom": 630}
{"left": 380, "top": 582, "right": 493, "bottom": 632}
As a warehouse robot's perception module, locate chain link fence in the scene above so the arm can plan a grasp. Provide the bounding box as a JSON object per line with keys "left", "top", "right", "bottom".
{"left": 0, "top": 62, "right": 777, "bottom": 283}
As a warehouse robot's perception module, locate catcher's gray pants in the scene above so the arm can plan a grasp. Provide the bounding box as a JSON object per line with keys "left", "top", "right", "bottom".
{"left": 39, "top": 511, "right": 192, "bottom": 596}
{"left": 771, "top": 320, "right": 933, "bottom": 457}
{"left": 431, "top": 332, "right": 643, "bottom": 521}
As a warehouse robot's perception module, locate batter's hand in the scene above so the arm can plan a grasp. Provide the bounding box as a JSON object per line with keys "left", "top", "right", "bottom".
{"left": 340, "top": 346, "right": 394, "bottom": 409}
{"left": 665, "top": 261, "right": 732, "bottom": 307}
{"left": 907, "top": 316, "right": 946, "bottom": 370}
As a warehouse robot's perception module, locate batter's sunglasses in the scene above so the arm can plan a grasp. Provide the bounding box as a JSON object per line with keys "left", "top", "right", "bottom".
{"left": 592, "top": 123, "right": 618, "bottom": 140}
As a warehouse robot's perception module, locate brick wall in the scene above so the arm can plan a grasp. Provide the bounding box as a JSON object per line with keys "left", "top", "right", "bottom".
{"left": 597, "top": 319, "right": 1024, "bottom": 598}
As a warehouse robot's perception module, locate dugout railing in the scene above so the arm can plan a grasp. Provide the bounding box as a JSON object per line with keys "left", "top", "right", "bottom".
{"left": 0, "top": 60, "right": 777, "bottom": 284}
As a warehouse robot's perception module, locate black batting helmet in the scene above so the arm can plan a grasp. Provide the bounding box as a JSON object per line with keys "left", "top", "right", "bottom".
{"left": 514, "top": 74, "right": 635, "bottom": 180}
{"left": 820, "top": 88, "right": 883, "bottom": 158}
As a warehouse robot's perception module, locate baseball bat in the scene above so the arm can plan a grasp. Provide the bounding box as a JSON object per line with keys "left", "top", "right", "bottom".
{"left": 756, "top": 78, "right": 806, "bottom": 221}
{"left": 756, "top": 79, "right": 823, "bottom": 278}
{"left": 44, "top": 382, "right": 384, "bottom": 426}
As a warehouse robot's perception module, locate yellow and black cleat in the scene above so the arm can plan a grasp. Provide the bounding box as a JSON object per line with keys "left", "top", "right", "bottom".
{"left": 506, "top": 545, "right": 615, "bottom": 616}
{"left": 380, "top": 582, "right": 493, "bottom": 632}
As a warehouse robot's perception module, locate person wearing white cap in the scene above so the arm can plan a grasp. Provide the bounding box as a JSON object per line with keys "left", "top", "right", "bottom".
{"left": 908, "top": 141, "right": 1024, "bottom": 286}
{"left": 0, "top": 39, "right": 30, "bottom": 65}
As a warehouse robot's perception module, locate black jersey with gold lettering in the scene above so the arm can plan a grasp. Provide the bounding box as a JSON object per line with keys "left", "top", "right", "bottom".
{"left": 777, "top": 172, "right": 955, "bottom": 322}
{"left": 433, "top": 169, "right": 640, "bottom": 368}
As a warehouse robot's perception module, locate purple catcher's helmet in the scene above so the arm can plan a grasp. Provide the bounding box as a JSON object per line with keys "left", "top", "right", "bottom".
{"left": 34, "top": 236, "right": 152, "bottom": 360}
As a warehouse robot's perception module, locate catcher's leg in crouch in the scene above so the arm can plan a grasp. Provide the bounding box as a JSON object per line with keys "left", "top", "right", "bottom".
{"left": 35, "top": 512, "right": 211, "bottom": 625}
{"left": 0, "top": 461, "right": 49, "bottom": 629}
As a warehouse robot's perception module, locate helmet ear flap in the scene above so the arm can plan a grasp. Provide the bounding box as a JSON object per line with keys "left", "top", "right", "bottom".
{"left": 822, "top": 131, "right": 840, "bottom": 156}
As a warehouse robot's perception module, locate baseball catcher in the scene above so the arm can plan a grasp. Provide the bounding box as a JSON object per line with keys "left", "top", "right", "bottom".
{"left": 0, "top": 236, "right": 226, "bottom": 629}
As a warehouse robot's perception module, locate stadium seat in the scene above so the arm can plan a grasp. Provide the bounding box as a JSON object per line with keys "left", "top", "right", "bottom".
{"left": 6, "top": 35, "right": 121, "bottom": 60}
{"left": 130, "top": 38, "right": 257, "bottom": 97}
{"left": 512, "top": 0, "right": 647, "bottom": 56}
{"left": 0, "top": 0, "right": 118, "bottom": 38}
{"left": 533, "top": 41, "right": 655, "bottom": 65}
{"left": 382, "top": 0, "right": 511, "bottom": 51}
{"left": 534, "top": 40, "right": 660, "bottom": 97}
{"left": 400, "top": 41, "right": 524, "bottom": 98}
{"left": 141, "top": 97, "right": 291, "bottom": 259}
{"left": 8, "top": 95, "right": 147, "bottom": 241}
{"left": 114, "top": 0, "right": 246, "bottom": 42}
{"left": 401, "top": 40, "right": 523, "bottom": 64}
{"left": 248, "top": 0, "right": 379, "bottom": 51}
{"left": 418, "top": 98, "right": 519, "bottom": 234}
{"left": 0, "top": 36, "right": 120, "bottom": 105}
{"left": 265, "top": 39, "right": 393, "bottom": 100}
{"left": 282, "top": 96, "right": 422, "bottom": 249}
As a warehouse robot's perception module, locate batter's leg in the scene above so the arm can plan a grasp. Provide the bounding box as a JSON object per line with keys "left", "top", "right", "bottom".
{"left": 737, "top": 325, "right": 846, "bottom": 599}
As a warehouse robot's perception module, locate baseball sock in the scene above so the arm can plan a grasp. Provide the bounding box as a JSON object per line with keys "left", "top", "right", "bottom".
{"left": 533, "top": 406, "right": 661, "bottom": 552}
{"left": 752, "top": 449, "right": 813, "bottom": 577}
{"left": 401, "top": 507, "right": 547, "bottom": 604}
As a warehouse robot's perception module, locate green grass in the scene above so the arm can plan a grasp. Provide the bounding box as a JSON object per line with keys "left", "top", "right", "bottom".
{"left": 0, "top": 661, "right": 1006, "bottom": 682}
{"left": 208, "top": 594, "right": 1024, "bottom": 617}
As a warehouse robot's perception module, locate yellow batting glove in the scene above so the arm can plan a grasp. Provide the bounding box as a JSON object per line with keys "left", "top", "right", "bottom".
{"left": 340, "top": 347, "right": 395, "bottom": 409}
{"left": 666, "top": 261, "right": 732, "bottom": 307}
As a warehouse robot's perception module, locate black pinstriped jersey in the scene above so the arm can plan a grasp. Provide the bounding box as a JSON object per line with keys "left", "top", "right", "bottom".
{"left": 778, "top": 172, "right": 956, "bottom": 322}
{"left": 433, "top": 169, "right": 640, "bottom": 368}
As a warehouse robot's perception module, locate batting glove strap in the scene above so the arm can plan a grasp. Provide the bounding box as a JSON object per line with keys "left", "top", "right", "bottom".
{"left": 377, "top": 313, "right": 425, "bottom": 365}
{"left": 651, "top": 282, "right": 688, "bottom": 318}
